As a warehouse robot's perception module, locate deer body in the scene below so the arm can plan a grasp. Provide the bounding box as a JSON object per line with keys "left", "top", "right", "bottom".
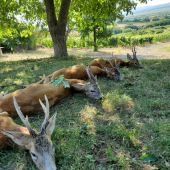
{"left": 51, "top": 65, "right": 106, "bottom": 80}
{"left": 89, "top": 47, "right": 142, "bottom": 68}
{"left": 0, "top": 64, "right": 103, "bottom": 117}
{"left": 0, "top": 79, "right": 100, "bottom": 117}
{"left": 89, "top": 56, "right": 141, "bottom": 68}
{"left": 50, "top": 62, "right": 123, "bottom": 81}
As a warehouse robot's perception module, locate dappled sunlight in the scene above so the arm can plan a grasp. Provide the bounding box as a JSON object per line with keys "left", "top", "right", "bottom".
{"left": 80, "top": 105, "right": 97, "bottom": 134}
{"left": 14, "top": 79, "right": 23, "bottom": 85}
{"left": 102, "top": 91, "right": 134, "bottom": 114}
{"left": 16, "top": 71, "right": 27, "bottom": 77}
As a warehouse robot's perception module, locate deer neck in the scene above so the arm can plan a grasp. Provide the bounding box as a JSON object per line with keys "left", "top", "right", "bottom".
{"left": 67, "top": 79, "right": 86, "bottom": 86}
{"left": 119, "top": 60, "right": 131, "bottom": 67}
{"left": 0, "top": 113, "right": 29, "bottom": 150}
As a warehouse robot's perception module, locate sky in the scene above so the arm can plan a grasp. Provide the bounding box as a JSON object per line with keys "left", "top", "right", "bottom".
{"left": 137, "top": 0, "right": 170, "bottom": 7}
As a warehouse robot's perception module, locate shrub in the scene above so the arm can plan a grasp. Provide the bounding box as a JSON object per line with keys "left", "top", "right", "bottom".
{"left": 113, "top": 27, "right": 122, "bottom": 34}
{"left": 125, "top": 25, "right": 139, "bottom": 30}
{"left": 123, "top": 28, "right": 133, "bottom": 33}
{"left": 40, "top": 38, "right": 53, "bottom": 48}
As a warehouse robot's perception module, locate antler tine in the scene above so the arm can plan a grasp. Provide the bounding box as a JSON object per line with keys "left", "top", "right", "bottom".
{"left": 133, "top": 45, "right": 137, "bottom": 59}
{"left": 84, "top": 63, "right": 92, "bottom": 84}
{"left": 114, "top": 57, "right": 118, "bottom": 69}
{"left": 88, "top": 64, "right": 97, "bottom": 83}
{"left": 39, "top": 95, "right": 50, "bottom": 136}
{"left": 107, "top": 59, "right": 114, "bottom": 69}
{"left": 13, "top": 95, "right": 36, "bottom": 137}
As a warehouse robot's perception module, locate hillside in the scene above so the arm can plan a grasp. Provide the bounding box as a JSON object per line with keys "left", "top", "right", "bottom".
{"left": 124, "top": 3, "right": 170, "bottom": 19}
{"left": 132, "top": 2, "right": 170, "bottom": 14}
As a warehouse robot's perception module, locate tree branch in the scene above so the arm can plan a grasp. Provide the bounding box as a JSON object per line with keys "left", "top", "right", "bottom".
{"left": 44, "top": 0, "right": 57, "bottom": 34}
{"left": 57, "top": 0, "right": 71, "bottom": 34}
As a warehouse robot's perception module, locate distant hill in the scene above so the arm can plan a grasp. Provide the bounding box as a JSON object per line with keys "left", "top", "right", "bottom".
{"left": 122, "top": 3, "right": 170, "bottom": 20}
{"left": 132, "top": 3, "right": 170, "bottom": 14}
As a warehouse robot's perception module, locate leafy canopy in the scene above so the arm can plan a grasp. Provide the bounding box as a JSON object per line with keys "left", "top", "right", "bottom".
{"left": 0, "top": 0, "right": 150, "bottom": 30}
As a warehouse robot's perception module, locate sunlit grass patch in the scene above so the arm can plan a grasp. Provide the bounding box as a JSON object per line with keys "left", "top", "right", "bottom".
{"left": 102, "top": 90, "right": 134, "bottom": 114}
{"left": 80, "top": 105, "right": 97, "bottom": 134}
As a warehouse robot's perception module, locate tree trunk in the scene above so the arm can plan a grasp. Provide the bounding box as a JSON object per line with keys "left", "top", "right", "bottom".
{"left": 53, "top": 35, "right": 68, "bottom": 57}
{"left": 44, "top": 0, "right": 71, "bottom": 57}
{"left": 93, "top": 27, "right": 97, "bottom": 51}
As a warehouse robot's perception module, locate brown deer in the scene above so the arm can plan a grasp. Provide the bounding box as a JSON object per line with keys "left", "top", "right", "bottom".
{"left": 1, "top": 95, "right": 57, "bottom": 170}
{"left": 0, "top": 65, "right": 103, "bottom": 117}
{"left": 89, "top": 47, "right": 142, "bottom": 68}
{"left": 46, "top": 62, "right": 123, "bottom": 81}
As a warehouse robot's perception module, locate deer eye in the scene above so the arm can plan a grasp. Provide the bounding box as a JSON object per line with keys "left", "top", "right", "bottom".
{"left": 31, "top": 152, "right": 37, "bottom": 160}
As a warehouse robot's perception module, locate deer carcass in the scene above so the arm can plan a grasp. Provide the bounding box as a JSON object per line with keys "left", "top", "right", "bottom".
{"left": 0, "top": 65, "right": 103, "bottom": 117}
{"left": 49, "top": 63, "right": 123, "bottom": 81}
{"left": 1, "top": 95, "right": 57, "bottom": 170}
{"left": 89, "top": 47, "right": 142, "bottom": 68}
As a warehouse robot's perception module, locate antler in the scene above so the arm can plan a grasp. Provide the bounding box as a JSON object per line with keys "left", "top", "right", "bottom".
{"left": 107, "top": 59, "right": 114, "bottom": 69}
{"left": 84, "top": 63, "right": 92, "bottom": 83}
{"left": 132, "top": 46, "right": 137, "bottom": 59}
{"left": 88, "top": 64, "right": 97, "bottom": 83}
{"left": 39, "top": 95, "right": 50, "bottom": 136}
{"left": 13, "top": 95, "right": 37, "bottom": 138}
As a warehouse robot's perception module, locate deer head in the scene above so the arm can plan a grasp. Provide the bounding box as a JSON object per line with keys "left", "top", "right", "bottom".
{"left": 102, "top": 57, "right": 123, "bottom": 80}
{"left": 127, "top": 46, "right": 142, "bottom": 68}
{"left": 72, "top": 64, "right": 103, "bottom": 100}
{"left": 1, "top": 95, "right": 57, "bottom": 170}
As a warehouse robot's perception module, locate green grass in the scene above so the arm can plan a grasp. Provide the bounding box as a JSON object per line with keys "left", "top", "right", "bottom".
{"left": 0, "top": 57, "right": 170, "bottom": 169}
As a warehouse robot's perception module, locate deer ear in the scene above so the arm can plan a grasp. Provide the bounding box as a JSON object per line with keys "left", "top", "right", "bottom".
{"left": 1, "top": 130, "right": 31, "bottom": 147}
{"left": 46, "top": 112, "right": 57, "bottom": 138}
{"left": 127, "top": 53, "right": 132, "bottom": 61}
{"left": 94, "top": 75, "right": 97, "bottom": 81}
{"left": 102, "top": 66, "right": 109, "bottom": 72}
{"left": 72, "top": 83, "right": 85, "bottom": 91}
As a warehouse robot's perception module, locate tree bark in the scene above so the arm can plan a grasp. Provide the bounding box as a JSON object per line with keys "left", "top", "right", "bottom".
{"left": 93, "top": 27, "right": 97, "bottom": 51}
{"left": 44, "top": 0, "right": 71, "bottom": 57}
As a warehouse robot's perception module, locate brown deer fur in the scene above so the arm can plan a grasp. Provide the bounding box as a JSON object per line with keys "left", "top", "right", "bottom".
{"left": 51, "top": 65, "right": 107, "bottom": 80}
{"left": 0, "top": 112, "right": 29, "bottom": 150}
{"left": 89, "top": 48, "right": 142, "bottom": 68}
{"left": 0, "top": 78, "right": 103, "bottom": 117}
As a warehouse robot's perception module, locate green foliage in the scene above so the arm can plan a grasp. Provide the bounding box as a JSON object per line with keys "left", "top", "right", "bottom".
{"left": 96, "top": 28, "right": 114, "bottom": 39}
{"left": 40, "top": 38, "right": 53, "bottom": 48}
{"left": 125, "top": 25, "right": 139, "bottom": 30}
{"left": 142, "top": 16, "right": 150, "bottom": 22}
{"left": 144, "top": 19, "right": 170, "bottom": 28}
{"left": 132, "top": 18, "right": 141, "bottom": 22}
{"left": 123, "top": 28, "right": 133, "bottom": 33}
{"left": 112, "top": 27, "right": 122, "bottom": 34}
{"left": 49, "top": 75, "right": 70, "bottom": 88}
{"left": 140, "top": 154, "right": 157, "bottom": 162}
{"left": 0, "top": 24, "right": 45, "bottom": 50}
{"left": 152, "top": 16, "right": 160, "bottom": 21}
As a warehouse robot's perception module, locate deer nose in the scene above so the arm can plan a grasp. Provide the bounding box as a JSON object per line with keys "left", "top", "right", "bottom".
{"left": 99, "top": 94, "right": 104, "bottom": 100}
{"left": 119, "top": 76, "right": 123, "bottom": 81}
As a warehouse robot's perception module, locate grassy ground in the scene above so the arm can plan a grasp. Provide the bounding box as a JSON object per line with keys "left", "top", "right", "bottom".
{"left": 0, "top": 56, "right": 170, "bottom": 170}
